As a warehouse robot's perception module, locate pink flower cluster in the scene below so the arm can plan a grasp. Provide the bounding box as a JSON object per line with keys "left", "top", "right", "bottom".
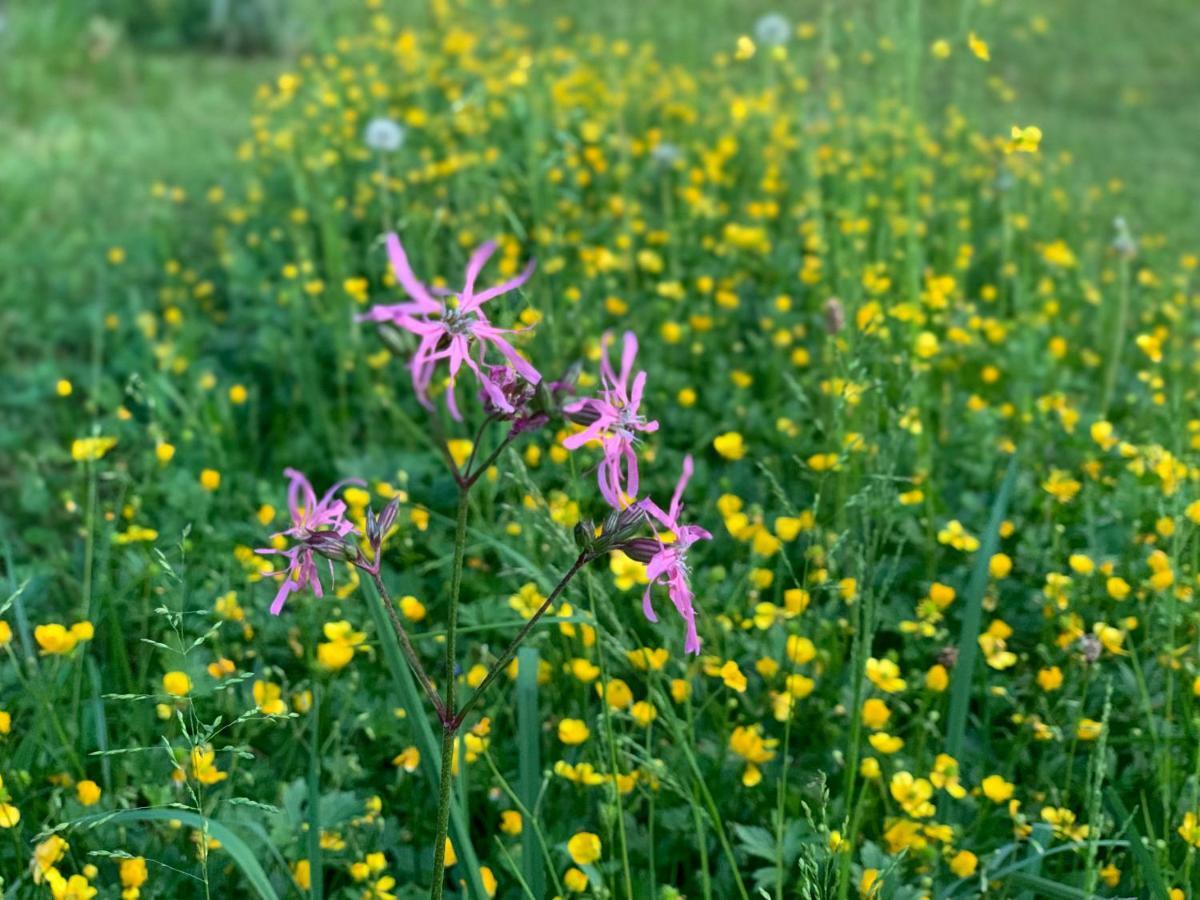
{"left": 268, "top": 234, "right": 709, "bottom": 653}
{"left": 357, "top": 235, "right": 539, "bottom": 420}
{"left": 256, "top": 468, "right": 362, "bottom": 614}
{"left": 564, "top": 332, "right": 709, "bottom": 653}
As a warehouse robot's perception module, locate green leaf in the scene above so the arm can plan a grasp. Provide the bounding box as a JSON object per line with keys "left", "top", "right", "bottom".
{"left": 306, "top": 685, "right": 323, "bottom": 900}
{"left": 1006, "top": 872, "right": 1090, "bottom": 899}
{"left": 68, "top": 808, "right": 280, "bottom": 900}
{"left": 517, "top": 646, "right": 546, "bottom": 898}
{"left": 1104, "top": 788, "right": 1167, "bottom": 897}
{"left": 946, "top": 454, "right": 1019, "bottom": 759}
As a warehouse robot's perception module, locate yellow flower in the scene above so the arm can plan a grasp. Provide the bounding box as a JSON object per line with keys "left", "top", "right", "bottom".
{"left": 32, "top": 834, "right": 69, "bottom": 880}
{"left": 392, "top": 746, "right": 420, "bottom": 772}
{"left": 930, "top": 38, "right": 951, "bottom": 59}
{"left": 866, "top": 657, "right": 906, "bottom": 693}
{"left": 0, "top": 802, "right": 19, "bottom": 828}
{"left": 967, "top": 31, "right": 989, "bottom": 61}
{"left": 713, "top": 431, "right": 746, "bottom": 460}
{"left": 1041, "top": 806, "right": 1088, "bottom": 841}
{"left": 924, "top": 755, "right": 962, "bottom": 798}
{"left": 889, "top": 771, "right": 935, "bottom": 818}
{"left": 786, "top": 635, "right": 816, "bottom": 665}
{"left": 76, "top": 780, "right": 102, "bottom": 806}
{"left": 914, "top": 331, "right": 940, "bottom": 359}
{"left": 1178, "top": 811, "right": 1200, "bottom": 847}
{"left": 564, "top": 867, "right": 589, "bottom": 892}
{"left": 200, "top": 468, "right": 221, "bottom": 491}
{"left": 859, "top": 867, "right": 881, "bottom": 898}
{"left": 229, "top": 384, "right": 248, "bottom": 405}
{"left": 36, "top": 623, "right": 86, "bottom": 655}
{"left": 868, "top": 732, "right": 904, "bottom": 754}
{"left": 71, "top": 436, "right": 117, "bottom": 462}
{"left": 119, "top": 856, "right": 147, "bottom": 893}
{"left": 292, "top": 860, "right": 311, "bottom": 891}
{"left": 499, "top": 810, "right": 522, "bottom": 836}
{"left": 557, "top": 718, "right": 590, "bottom": 745}
{"left": 1076, "top": 718, "right": 1103, "bottom": 741}
{"left": 567, "top": 831, "right": 602, "bottom": 865}
{"left": 253, "top": 680, "right": 287, "bottom": 716}
{"left": 630, "top": 700, "right": 657, "bottom": 727}
{"left": 317, "top": 620, "right": 366, "bottom": 670}
{"left": 56, "top": 379, "right": 73, "bottom": 397}
{"left": 861, "top": 698, "right": 890, "bottom": 730}
{"left": 447, "top": 439, "right": 474, "bottom": 469}
{"left": 626, "top": 647, "right": 669, "bottom": 670}
{"left": 925, "top": 664, "right": 949, "bottom": 692}
{"left": 949, "top": 849, "right": 978, "bottom": 877}
{"left": 720, "top": 659, "right": 748, "bottom": 692}
{"left": 399, "top": 595, "right": 426, "bottom": 621}
{"left": 162, "top": 671, "right": 191, "bottom": 697}
{"left": 729, "top": 725, "right": 778, "bottom": 769}
{"left": 1037, "top": 666, "right": 1063, "bottom": 691}
{"left": 1008, "top": 125, "right": 1043, "bottom": 154}
{"left": 480, "top": 866, "right": 498, "bottom": 899}
{"left": 317, "top": 642, "right": 355, "bottom": 670}
{"left": 989, "top": 553, "right": 1013, "bottom": 579}
{"left": 189, "top": 746, "right": 228, "bottom": 785}
{"left": 981, "top": 774, "right": 1014, "bottom": 803}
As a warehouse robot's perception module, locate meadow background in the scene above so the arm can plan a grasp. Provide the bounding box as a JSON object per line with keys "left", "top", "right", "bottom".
{"left": 3, "top": 0, "right": 1200, "bottom": 897}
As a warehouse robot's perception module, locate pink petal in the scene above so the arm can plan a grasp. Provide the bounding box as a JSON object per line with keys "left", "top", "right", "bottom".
{"left": 386, "top": 233, "right": 440, "bottom": 312}
{"left": 465, "top": 258, "right": 536, "bottom": 311}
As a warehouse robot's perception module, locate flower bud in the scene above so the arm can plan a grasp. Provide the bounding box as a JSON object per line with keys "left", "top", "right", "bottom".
{"left": 306, "top": 531, "right": 361, "bottom": 564}
{"left": 573, "top": 520, "right": 597, "bottom": 553}
{"left": 367, "top": 497, "right": 401, "bottom": 546}
{"left": 617, "top": 538, "right": 661, "bottom": 565}
{"left": 823, "top": 297, "right": 845, "bottom": 335}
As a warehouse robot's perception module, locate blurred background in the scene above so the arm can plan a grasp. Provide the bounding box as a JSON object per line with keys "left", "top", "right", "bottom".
{"left": 2, "top": 0, "right": 1198, "bottom": 300}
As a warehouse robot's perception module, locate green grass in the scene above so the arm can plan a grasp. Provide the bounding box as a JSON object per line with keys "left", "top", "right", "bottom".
{"left": 2, "top": 0, "right": 1200, "bottom": 897}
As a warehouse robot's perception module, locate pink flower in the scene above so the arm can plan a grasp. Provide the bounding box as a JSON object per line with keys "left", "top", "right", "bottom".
{"left": 562, "top": 331, "right": 659, "bottom": 508}
{"left": 359, "top": 234, "right": 540, "bottom": 419}
{"left": 637, "top": 455, "right": 710, "bottom": 654}
{"left": 257, "top": 468, "right": 363, "bottom": 614}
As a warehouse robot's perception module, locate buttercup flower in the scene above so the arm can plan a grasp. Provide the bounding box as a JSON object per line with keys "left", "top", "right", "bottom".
{"left": 257, "top": 468, "right": 362, "bottom": 614}
{"left": 359, "top": 234, "right": 539, "bottom": 419}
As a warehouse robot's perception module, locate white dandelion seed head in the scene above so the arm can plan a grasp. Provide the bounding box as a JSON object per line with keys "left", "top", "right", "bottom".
{"left": 754, "top": 13, "right": 790, "bottom": 48}
{"left": 650, "top": 142, "right": 682, "bottom": 167}
{"left": 363, "top": 117, "right": 405, "bottom": 153}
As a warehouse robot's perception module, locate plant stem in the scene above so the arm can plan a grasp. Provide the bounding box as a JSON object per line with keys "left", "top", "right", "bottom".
{"left": 366, "top": 568, "right": 447, "bottom": 723}
{"left": 452, "top": 552, "right": 590, "bottom": 729}
{"left": 585, "top": 575, "right": 634, "bottom": 900}
{"left": 465, "top": 431, "right": 517, "bottom": 488}
{"left": 429, "top": 488, "right": 471, "bottom": 900}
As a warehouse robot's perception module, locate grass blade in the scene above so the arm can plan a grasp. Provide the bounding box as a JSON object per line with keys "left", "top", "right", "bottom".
{"left": 306, "top": 685, "right": 323, "bottom": 900}
{"left": 1104, "top": 787, "right": 1167, "bottom": 897}
{"left": 946, "top": 455, "right": 1019, "bottom": 759}
{"left": 67, "top": 808, "right": 280, "bottom": 900}
{"left": 365, "top": 578, "right": 488, "bottom": 899}
{"left": 516, "top": 646, "right": 546, "bottom": 898}
{"left": 1005, "top": 872, "right": 1089, "bottom": 899}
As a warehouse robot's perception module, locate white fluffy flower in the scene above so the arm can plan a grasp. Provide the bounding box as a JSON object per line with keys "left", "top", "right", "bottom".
{"left": 363, "top": 117, "right": 406, "bottom": 153}
{"left": 753, "top": 13, "right": 790, "bottom": 48}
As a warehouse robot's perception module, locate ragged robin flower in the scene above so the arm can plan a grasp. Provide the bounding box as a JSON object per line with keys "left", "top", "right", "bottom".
{"left": 633, "top": 455, "right": 712, "bottom": 654}
{"left": 563, "top": 331, "right": 659, "bottom": 507}
{"left": 256, "top": 468, "right": 363, "bottom": 614}
{"left": 358, "top": 234, "right": 539, "bottom": 419}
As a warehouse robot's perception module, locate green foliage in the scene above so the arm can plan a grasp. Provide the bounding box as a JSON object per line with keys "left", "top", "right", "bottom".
{"left": 3, "top": 0, "right": 1200, "bottom": 898}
